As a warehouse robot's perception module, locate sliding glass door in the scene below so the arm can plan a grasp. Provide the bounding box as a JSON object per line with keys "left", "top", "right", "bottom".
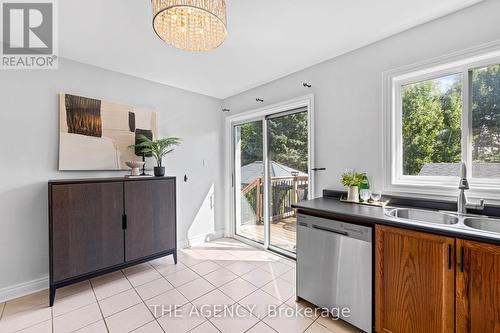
{"left": 234, "top": 120, "right": 265, "bottom": 244}
{"left": 267, "top": 110, "right": 309, "bottom": 253}
{"left": 233, "top": 107, "right": 311, "bottom": 256}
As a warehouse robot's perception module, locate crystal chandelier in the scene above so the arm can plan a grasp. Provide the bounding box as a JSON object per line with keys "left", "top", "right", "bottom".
{"left": 152, "top": 0, "right": 227, "bottom": 51}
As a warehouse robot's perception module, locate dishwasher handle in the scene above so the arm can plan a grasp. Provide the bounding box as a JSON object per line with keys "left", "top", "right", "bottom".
{"left": 312, "top": 224, "right": 349, "bottom": 236}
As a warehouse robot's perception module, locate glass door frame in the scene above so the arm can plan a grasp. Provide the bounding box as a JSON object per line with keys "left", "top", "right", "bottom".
{"left": 265, "top": 108, "right": 309, "bottom": 257}
{"left": 226, "top": 95, "right": 315, "bottom": 258}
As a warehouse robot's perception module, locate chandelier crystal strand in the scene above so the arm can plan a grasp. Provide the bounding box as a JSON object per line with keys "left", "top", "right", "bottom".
{"left": 152, "top": 0, "right": 227, "bottom": 51}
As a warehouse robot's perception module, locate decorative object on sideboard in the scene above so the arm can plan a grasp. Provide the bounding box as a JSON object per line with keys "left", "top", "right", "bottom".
{"left": 125, "top": 161, "right": 145, "bottom": 176}
{"left": 58, "top": 93, "right": 157, "bottom": 171}
{"left": 141, "top": 153, "right": 147, "bottom": 175}
{"left": 130, "top": 135, "right": 181, "bottom": 177}
{"left": 151, "top": 0, "right": 227, "bottom": 52}
{"left": 135, "top": 129, "right": 154, "bottom": 176}
{"left": 341, "top": 170, "right": 368, "bottom": 203}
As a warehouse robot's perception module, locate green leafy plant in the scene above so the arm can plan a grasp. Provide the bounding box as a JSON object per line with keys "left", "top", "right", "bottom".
{"left": 130, "top": 135, "right": 181, "bottom": 167}
{"left": 341, "top": 171, "right": 367, "bottom": 187}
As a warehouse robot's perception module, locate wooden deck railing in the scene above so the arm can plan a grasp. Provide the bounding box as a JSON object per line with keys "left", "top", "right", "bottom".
{"left": 241, "top": 176, "right": 308, "bottom": 223}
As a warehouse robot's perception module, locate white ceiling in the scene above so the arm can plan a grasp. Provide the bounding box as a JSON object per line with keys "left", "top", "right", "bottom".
{"left": 58, "top": 0, "right": 482, "bottom": 99}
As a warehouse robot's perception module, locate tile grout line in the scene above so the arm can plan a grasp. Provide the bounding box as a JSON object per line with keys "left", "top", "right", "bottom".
{"left": 186, "top": 319, "right": 222, "bottom": 333}
{"left": 52, "top": 300, "right": 100, "bottom": 320}
{"left": 121, "top": 266, "right": 168, "bottom": 333}
{"left": 243, "top": 320, "right": 275, "bottom": 333}
{"left": 173, "top": 272, "right": 220, "bottom": 306}
{"left": 5, "top": 301, "right": 54, "bottom": 333}
{"left": 129, "top": 319, "right": 162, "bottom": 333}
{"left": 163, "top": 267, "right": 202, "bottom": 288}
{"left": 89, "top": 278, "right": 110, "bottom": 333}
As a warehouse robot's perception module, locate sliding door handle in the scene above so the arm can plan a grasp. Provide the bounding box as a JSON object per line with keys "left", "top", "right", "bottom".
{"left": 312, "top": 168, "right": 326, "bottom": 171}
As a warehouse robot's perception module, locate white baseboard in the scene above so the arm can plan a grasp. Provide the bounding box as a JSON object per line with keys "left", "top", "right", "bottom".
{"left": 0, "top": 230, "right": 226, "bottom": 303}
{"left": 177, "top": 229, "right": 225, "bottom": 248}
{"left": 0, "top": 276, "right": 49, "bottom": 303}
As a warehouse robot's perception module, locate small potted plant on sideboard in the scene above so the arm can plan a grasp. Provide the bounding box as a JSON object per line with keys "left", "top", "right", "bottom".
{"left": 132, "top": 135, "right": 181, "bottom": 177}
{"left": 341, "top": 170, "right": 368, "bottom": 202}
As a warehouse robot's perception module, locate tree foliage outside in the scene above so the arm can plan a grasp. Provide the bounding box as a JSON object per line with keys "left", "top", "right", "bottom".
{"left": 239, "top": 120, "right": 263, "bottom": 168}
{"left": 402, "top": 65, "right": 500, "bottom": 176}
{"left": 402, "top": 74, "right": 462, "bottom": 175}
{"left": 239, "top": 112, "right": 308, "bottom": 173}
{"left": 472, "top": 64, "right": 500, "bottom": 163}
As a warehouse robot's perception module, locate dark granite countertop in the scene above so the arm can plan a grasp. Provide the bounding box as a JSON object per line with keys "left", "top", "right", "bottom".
{"left": 293, "top": 195, "right": 500, "bottom": 246}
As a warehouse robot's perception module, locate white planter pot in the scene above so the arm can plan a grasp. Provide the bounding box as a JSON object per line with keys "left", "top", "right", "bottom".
{"left": 347, "top": 186, "right": 359, "bottom": 202}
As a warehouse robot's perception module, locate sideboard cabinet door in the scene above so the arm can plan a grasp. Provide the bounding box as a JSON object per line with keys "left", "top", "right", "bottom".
{"left": 51, "top": 182, "right": 124, "bottom": 282}
{"left": 124, "top": 178, "right": 176, "bottom": 262}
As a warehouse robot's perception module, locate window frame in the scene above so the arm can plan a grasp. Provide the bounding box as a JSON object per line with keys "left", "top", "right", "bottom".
{"left": 383, "top": 42, "right": 500, "bottom": 200}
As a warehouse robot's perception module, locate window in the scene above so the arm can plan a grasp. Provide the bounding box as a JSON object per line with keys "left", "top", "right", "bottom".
{"left": 387, "top": 47, "right": 500, "bottom": 194}
{"left": 471, "top": 64, "right": 500, "bottom": 178}
{"left": 401, "top": 74, "right": 462, "bottom": 177}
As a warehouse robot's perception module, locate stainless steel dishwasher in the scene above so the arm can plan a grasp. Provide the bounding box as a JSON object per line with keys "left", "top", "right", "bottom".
{"left": 296, "top": 213, "right": 372, "bottom": 332}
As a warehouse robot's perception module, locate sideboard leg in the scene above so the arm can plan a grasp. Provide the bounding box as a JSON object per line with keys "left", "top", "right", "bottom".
{"left": 173, "top": 250, "right": 177, "bottom": 265}
{"left": 49, "top": 285, "right": 56, "bottom": 307}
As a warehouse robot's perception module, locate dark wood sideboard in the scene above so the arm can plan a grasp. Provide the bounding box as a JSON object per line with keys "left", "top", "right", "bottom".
{"left": 48, "top": 177, "right": 177, "bottom": 306}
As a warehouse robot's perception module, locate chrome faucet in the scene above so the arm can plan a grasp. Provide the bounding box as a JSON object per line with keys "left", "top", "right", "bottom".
{"left": 457, "top": 162, "right": 485, "bottom": 214}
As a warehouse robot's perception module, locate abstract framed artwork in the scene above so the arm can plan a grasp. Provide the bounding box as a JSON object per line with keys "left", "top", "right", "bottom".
{"left": 59, "top": 93, "right": 157, "bottom": 170}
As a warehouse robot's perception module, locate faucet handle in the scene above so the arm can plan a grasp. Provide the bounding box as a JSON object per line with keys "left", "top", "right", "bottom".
{"left": 467, "top": 199, "right": 485, "bottom": 211}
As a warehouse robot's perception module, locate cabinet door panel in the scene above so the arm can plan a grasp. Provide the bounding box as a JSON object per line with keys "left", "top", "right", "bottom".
{"left": 51, "top": 183, "right": 124, "bottom": 282}
{"left": 456, "top": 239, "right": 500, "bottom": 333}
{"left": 375, "top": 225, "right": 455, "bottom": 333}
{"left": 125, "top": 179, "right": 176, "bottom": 262}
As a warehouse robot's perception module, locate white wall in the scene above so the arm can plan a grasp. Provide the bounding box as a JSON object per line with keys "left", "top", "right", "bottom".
{"left": 0, "top": 58, "right": 223, "bottom": 299}
{"left": 222, "top": 0, "right": 500, "bottom": 200}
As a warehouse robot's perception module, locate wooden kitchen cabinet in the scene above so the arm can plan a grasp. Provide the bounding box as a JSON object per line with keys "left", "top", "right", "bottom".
{"left": 456, "top": 239, "right": 500, "bottom": 333}
{"left": 375, "top": 225, "right": 455, "bottom": 333}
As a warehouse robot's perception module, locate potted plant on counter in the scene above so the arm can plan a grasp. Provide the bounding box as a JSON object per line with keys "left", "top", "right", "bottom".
{"left": 341, "top": 170, "right": 368, "bottom": 202}
{"left": 132, "top": 135, "right": 181, "bottom": 177}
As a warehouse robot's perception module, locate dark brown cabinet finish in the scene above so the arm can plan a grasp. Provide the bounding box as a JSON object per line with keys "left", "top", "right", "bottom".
{"left": 49, "top": 177, "right": 176, "bottom": 306}
{"left": 125, "top": 179, "right": 176, "bottom": 262}
{"left": 51, "top": 182, "right": 124, "bottom": 282}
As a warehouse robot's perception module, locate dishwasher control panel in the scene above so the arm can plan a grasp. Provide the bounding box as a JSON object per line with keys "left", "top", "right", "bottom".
{"left": 297, "top": 214, "right": 372, "bottom": 243}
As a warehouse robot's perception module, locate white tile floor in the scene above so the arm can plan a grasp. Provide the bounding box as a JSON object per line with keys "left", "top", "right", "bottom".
{"left": 0, "top": 238, "right": 362, "bottom": 333}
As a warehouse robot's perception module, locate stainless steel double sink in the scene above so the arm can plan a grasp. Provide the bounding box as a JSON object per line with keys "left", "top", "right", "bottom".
{"left": 385, "top": 207, "right": 500, "bottom": 234}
